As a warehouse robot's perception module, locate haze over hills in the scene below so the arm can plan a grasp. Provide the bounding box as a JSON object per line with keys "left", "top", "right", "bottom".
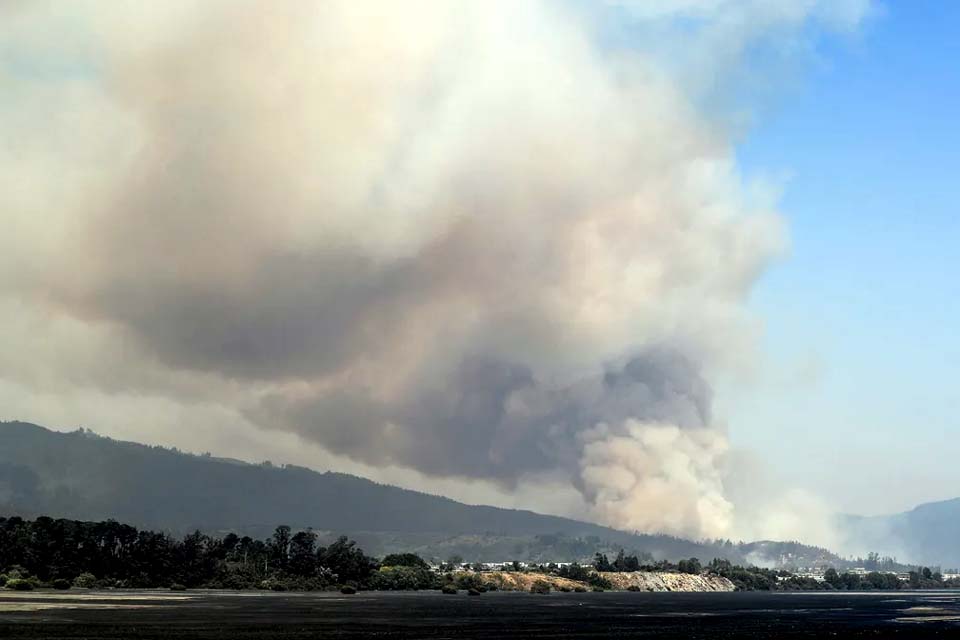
{"left": 841, "top": 499, "right": 960, "bottom": 569}
{"left": 0, "top": 421, "right": 845, "bottom": 566}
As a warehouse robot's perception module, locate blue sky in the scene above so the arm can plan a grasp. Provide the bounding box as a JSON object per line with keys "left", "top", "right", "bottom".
{"left": 728, "top": 0, "right": 959, "bottom": 514}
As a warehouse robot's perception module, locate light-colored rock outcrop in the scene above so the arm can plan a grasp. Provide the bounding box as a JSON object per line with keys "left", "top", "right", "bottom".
{"left": 600, "top": 571, "right": 735, "bottom": 592}
{"left": 454, "top": 570, "right": 734, "bottom": 592}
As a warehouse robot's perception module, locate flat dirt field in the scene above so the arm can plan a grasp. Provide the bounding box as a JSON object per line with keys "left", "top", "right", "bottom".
{"left": 3, "top": 589, "right": 960, "bottom": 638}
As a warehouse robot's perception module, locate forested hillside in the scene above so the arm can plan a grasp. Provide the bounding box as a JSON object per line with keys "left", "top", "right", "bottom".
{"left": 0, "top": 421, "right": 838, "bottom": 565}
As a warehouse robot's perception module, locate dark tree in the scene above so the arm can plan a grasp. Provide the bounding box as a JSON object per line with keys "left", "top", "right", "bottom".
{"left": 317, "top": 536, "right": 378, "bottom": 585}
{"left": 381, "top": 553, "right": 429, "bottom": 569}
{"left": 270, "top": 525, "right": 292, "bottom": 571}
{"left": 288, "top": 530, "right": 318, "bottom": 577}
{"left": 678, "top": 558, "right": 702, "bottom": 574}
{"left": 593, "top": 553, "right": 613, "bottom": 572}
{"left": 824, "top": 568, "right": 841, "bottom": 589}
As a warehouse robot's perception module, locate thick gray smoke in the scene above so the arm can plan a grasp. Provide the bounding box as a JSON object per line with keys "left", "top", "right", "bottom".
{"left": 0, "top": 1, "right": 870, "bottom": 540}
{"left": 255, "top": 347, "right": 711, "bottom": 480}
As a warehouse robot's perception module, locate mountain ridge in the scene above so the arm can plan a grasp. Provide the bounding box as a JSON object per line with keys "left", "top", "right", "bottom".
{"left": 0, "top": 420, "right": 846, "bottom": 565}
{"left": 0, "top": 421, "right": 606, "bottom": 535}
{"left": 842, "top": 497, "right": 960, "bottom": 568}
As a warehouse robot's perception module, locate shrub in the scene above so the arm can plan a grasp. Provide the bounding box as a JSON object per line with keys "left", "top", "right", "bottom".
{"left": 574, "top": 586, "right": 587, "bottom": 593}
{"left": 371, "top": 566, "right": 438, "bottom": 591}
{"left": 627, "top": 585, "right": 642, "bottom": 592}
{"left": 530, "top": 580, "right": 551, "bottom": 594}
{"left": 453, "top": 572, "right": 485, "bottom": 591}
{"left": 259, "top": 579, "right": 280, "bottom": 591}
{"left": 558, "top": 585, "right": 572, "bottom": 592}
{"left": 169, "top": 583, "right": 187, "bottom": 592}
{"left": 7, "top": 579, "right": 33, "bottom": 591}
{"left": 484, "top": 583, "right": 499, "bottom": 592}
{"left": 678, "top": 558, "right": 702, "bottom": 575}
{"left": 467, "top": 588, "right": 481, "bottom": 596}
{"left": 441, "top": 585, "right": 458, "bottom": 595}
{"left": 588, "top": 573, "right": 613, "bottom": 590}
{"left": 52, "top": 578, "right": 72, "bottom": 590}
{"left": 0, "top": 575, "right": 6, "bottom": 588}
{"left": 340, "top": 585, "right": 357, "bottom": 594}
{"left": 592, "top": 587, "right": 605, "bottom": 592}
{"left": 380, "top": 553, "right": 429, "bottom": 570}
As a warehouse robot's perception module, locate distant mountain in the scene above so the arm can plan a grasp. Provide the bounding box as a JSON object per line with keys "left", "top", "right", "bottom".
{"left": 843, "top": 498, "right": 960, "bottom": 568}
{"left": 0, "top": 420, "right": 834, "bottom": 565}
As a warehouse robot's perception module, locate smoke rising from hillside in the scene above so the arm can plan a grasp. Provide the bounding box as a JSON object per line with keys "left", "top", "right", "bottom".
{"left": 0, "top": 1, "right": 870, "bottom": 540}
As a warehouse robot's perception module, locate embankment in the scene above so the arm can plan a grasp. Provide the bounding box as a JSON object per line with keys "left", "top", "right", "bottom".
{"left": 463, "top": 571, "right": 734, "bottom": 592}
{"left": 476, "top": 572, "right": 587, "bottom": 591}
{"left": 600, "top": 572, "right": 734, "bottom": 592}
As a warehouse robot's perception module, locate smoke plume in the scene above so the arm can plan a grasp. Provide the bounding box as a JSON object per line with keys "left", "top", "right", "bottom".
{"left": 0, "top": 1, "right": 870, "bottom": 540}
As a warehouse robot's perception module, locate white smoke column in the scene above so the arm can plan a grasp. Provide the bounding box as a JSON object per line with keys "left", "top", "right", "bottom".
{"left": 579, "top": 422, "right": 732, "bottom": 538}
{"left": 0, "top": 1, "right": 872, "bottom": 540}
{"left": 723, "top": 451, "right": 842, "bottom": 548}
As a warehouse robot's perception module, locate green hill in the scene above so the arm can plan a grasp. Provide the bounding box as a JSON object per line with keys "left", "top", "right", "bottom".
{"left": 0, "top": 420, "right": 838, "bottom": 565}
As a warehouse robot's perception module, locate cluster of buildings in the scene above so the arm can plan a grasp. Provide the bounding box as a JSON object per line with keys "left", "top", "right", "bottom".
{"left": 788, "top": 567, "right": 941, "bottom": 583}
{"left": 432, "top": 561, "right": 578, "bottom": 572}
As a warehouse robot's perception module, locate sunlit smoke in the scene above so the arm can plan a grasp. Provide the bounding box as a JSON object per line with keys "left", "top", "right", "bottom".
{"left": 0, "top": 0, "right": 871, "bottom": 540}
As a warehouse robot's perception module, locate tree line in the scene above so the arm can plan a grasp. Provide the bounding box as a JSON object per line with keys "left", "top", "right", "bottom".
{"left": 4, "top": 516, "right": 957, "bottom": 593}
{"left": 0, "top": 516, "right": 604, "bottom": 593}
{"left": 0, "top": 516, "right": 395, "bottom": 591}
{"left": 593, "top": 550, "right": 702, "bottom": 575}
{"left": 706, "top": 559, "right": 960, "bottom": 591}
